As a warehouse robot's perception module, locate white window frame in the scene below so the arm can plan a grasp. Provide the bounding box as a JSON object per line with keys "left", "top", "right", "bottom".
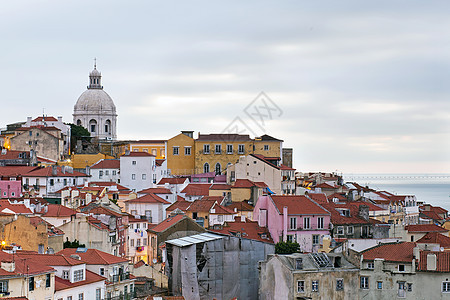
{"left": 226, "top": 144, "right": 233, "bottom": 154}
{"left": 289, "top": 217, "right": 297, "bottom": 230}
{"left": 360, "top": 277, "right": 369, "bottom": 289}
{"left": 312, "top": 234, "right": 320, "bottom": 245}
{"left": 203, "top": 144, "right": 210, "bottom": 154}
{"left": 312, "top": 280, "right": 319, "bottom": 292}
{"left": 238, "top": 144, "right": 245, "bottom": 154}
{"left": 337, "top": 226, "right": 344, "bottom": 235}
{"left": 444, "top": 282, "right": 450, "bottom": 293}
{"left": 297, "top": 280, "right": 305, "bottom": 293}
{"left": 303, "top": 217, "right": 310, "bottom": 229}
{"left": 184, "top": 146, "right": 191, "bottom": 156}
{"left": 347, "top": 226, "right": 354, "bottom": 235}
{"left": 317, "top": 217, "right": 324, "bottom": 229}
{"left": 173, "top": 146, "right": 179, "bottom": 155}
{"left": 367, "top": 262, "right": 374, "bottom": 269}
{"left": 215, "top": 144, "right": 222, "bottom": 154}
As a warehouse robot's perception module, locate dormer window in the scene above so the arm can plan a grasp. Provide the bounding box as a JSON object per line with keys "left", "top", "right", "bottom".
{"left": 295, "top": 258, "right": 303, "bottom": 269}
{"left": 74, "top": 269, "right": 84, "bottom": 282}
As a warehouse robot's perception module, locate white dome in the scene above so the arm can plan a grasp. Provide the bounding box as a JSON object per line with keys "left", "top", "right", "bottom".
{"left": 74, "top": 89, "right": 116, "bottom": 113}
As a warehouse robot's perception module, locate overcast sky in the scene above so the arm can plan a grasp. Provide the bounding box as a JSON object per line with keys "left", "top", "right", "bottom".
{"left": 1, "top": 1, "right": 449, "bottom": 174}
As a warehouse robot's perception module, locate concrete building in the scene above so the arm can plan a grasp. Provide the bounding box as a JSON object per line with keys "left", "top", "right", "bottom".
{"left": 73, "top": 64, "right": 117, "bottom": 140}
{"left": 120, "top": 151, "right": 156, "bottom": 192}
{"left": 25, "top": 115, "right": 71, "bottom": 155}
{"left": 89, "top": 159, "right": 120, "bottom": 182}
{"left": 259, "top": 252, "right": 359, "bottom": 300}
{"left": 125, "top": 193, "right": 171, "bottom": 224}
{"left": 165, "top": 232, "right": 274, "bottom": 300}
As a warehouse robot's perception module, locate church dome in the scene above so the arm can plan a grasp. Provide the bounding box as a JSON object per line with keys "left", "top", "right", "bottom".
{"left": 74, "top": 89, "right": 116, "bottom": 113}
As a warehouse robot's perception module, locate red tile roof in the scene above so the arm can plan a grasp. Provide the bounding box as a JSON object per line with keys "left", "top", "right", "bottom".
{"left": 0, "top": 200, "right": 33, "bottom": 215}
{"left": 155, "top": 159, "right": 165, "bottom": 166}
{"left": 86, "top": 205, "right": 124, "bottom": 217}
{"left": 421, "top": 210, "right": 444, "bottom": 221}
{"left": 57, "top": 248, "right": 129, "bottom": 265}
{"left": 210, "top": 218, "right": 273, "bottom": 243}
{"left": 0, "top": 166, "right": 40, "bottom": 177}
{"left": 233, "top": 179, "right": 266, "bottom": 189}
{"left": 406, "top": 224, "right": 448, "bottom": 233}
{"left": 55, "top": 269, "right": 105, "bottom": 291}
{"left": 158, "top": 177, "right": 188, "bottom": 185}
{"left": 15, "top": 252, "right": 84, "bottom": 267}
{"left": 320, "top": 202, "right": 376, "bottom": 225}
{"left": 181, "top": 184, "right": 210, "bottom": 196}
{"left": 418, "top": 251, "right": 450, "bottom": 272}
{"left": 90, "top": 159, "right": 120, "bottom": 169}
{"left": 306, "top": 193, "right": 328, "bottom": 204}
{"left": 280, "top": 164, "right": 296, "bottom": 171}
{"left": 327, "top": 193, "right": 347, "bottom": 201}
{"left": 149, "top": 214, "right": 186, "bottom": 233}
{"left": 362, "top": 242, "right": 416, "bottom": 262}
{"left": 250, "top": 154, "right": 280, "bottom": 169}
{"left": 271, "top": 195, "right": 329, "bottom": 215}
{"left": 416, "top": 232, "right": 450, "bottom": 248}
{"left": 210, "top": 203, "right": 235, "bottom": 215}
{"left": 89, "top": 182, "right": 130, "bottom": 191}
{"left": 28, "top": 216, "right": 65, "bottom": 236}
{"left": 138, "top": 187, "right": 172, "bottom": 195}
{"left": 42, "top": 204, "right": 77, "bottom": 217}
{"left": 166, "top": 200, "right": 191, "bottom": 212}
{"left": 209, "top": 184, "right": 232, "bottom": 190}
{"left": 0, "top": 251, "right": 55, "bottom": 276}
{"left": 226, "top": 201, "right": 254, "bottom": 212}
{"left": 25, "top": 166, "right": 88, "bottom": 177}
{"left": 0, "top": 150, "right": 31, "bottom": 160}
{"left": 122, "top": 151, "right": 155, "bottom": 157}
{"left": 186, "top": 200, "right": 216, "bottom": 213}
{"left": 32, "top": 116, "right": 58, "bottom": 122}
{"left": 134, "top": 260, "right": 146, "bottom": 268}
{"left": 127, "top": 194, "right": 170, "bottom": 204}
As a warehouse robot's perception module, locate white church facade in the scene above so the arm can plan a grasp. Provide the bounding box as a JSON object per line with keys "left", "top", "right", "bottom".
{"left": 73, "top": 64, "right": 117, "bottom": 140}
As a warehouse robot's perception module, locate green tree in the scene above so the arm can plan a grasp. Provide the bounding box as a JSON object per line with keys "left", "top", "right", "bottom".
{"left": 68, "top": 123, "right": 90, "bottom": 153}
{"left": 275, "top": 241, "right": 300, "bottom": 254}
{"left": 63, "top": 238, "right": 86, "bottom": 249}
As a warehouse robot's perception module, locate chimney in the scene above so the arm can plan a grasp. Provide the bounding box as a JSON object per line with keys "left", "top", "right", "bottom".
{"left": 358, "top": 205, "right": 369, "bottom": 221}
{"left": 52, "top": 165, "right": 57, "bottom": 176}
{"left": 1, "top": 261, "right": 15, "bottom": 272}
{"left": 57, "top": 116, "right": 63, "bottom": 123}
{"left": 283, "top": 206, "right": 288, "bottom": 241}
{"left": 413, "top": 247, "right": 420, "bottom": 261}
{"left": 26, "top": 117, "right": 32, "bottom": 126}
{"left": 427, "top": 253, "right": 437, "bottom": 271}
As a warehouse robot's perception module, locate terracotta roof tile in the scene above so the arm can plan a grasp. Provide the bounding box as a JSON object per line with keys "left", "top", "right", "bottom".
{"left": 57, "top": 248, "right": 129, "bottom": 265}
{"left": 122, "top": 151, "right": 155, "bottom": 157}
{"left": 307, "top": 193, "right": 328, "bottom": 203}
{"left": 210, "top": 218, "right": 273, "bottom": 243}
{"left": 418, "top": 251, "right": 450, "bottom": 272}
{"left": 406, "top": 224, "right": 448, "bottom": 233}
{"left": 90, "top": 159, "right": 120, "bottom": 169}
{"left": 197, "top": 134, "right": 252, "bottom": 141}
{"left": 271, "top": 195, "right": 329, "bottom": 215}
{"left": 149, "top": 214, "right": 186, "bottom": 233}
{"left": 32, "top": 116, "right": 58, "bottom": 122}
{"left": 181, "top": 184, "right": 210, "bottom": 196}
{"left": 127, "top": 193, "right": 170, "bottom": 204}
{"left": 226, "top": 201, "right": 253, "bottom": 212}
{"left": 166, "top": 200, "right": 191, "bottom": 212}
{"left": 25, "top": 166, "right": 88, "bottom": 177}
{"left": 15, "top": 252, "right": 83, "bottom": 266}
{"left": 42, "top": 204, "right": 77, "bottom": 217}
{"left": 362, "top": 242, "right": 416, "bottom": 262}
{"left": 138, "top": 187, "right": 172, "bottom": 195}
{"left": 0, "top": 200, "right": 33, "bottom": 215}
{"left": 55, "top": 269, "right": 105, "bottom": 291}
{"left": 280, "top": 164, "right": 295, "bottom": 170}
{"left": 0, "top": 166, "right": 40, "bottom": 177}
{"left": 209, "top": 184, "right": 232, "bottom": 190}
{"left": 416, "top": 232, "right": 450, "bottom": 248}
{"left": 186, "top": 200, "right": 216, "bottom": 213}
{"left": 158, "top": 177, "right": 188, "bottom": 185}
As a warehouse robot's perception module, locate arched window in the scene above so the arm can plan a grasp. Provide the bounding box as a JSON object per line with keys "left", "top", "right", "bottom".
{"left": 105, "top": 119, "right": 111, "bottom": 133}
{"left": 76, "top": 119, "right": 82, "bottom": 126}
{"left": 204, "top": 163, "right": 210, "bottom": 173}
{"left": 215, "top": 163, "right": 221, "bottom": 175}
{"left": 89, "top": 119, "right": 97, "bottom": 133}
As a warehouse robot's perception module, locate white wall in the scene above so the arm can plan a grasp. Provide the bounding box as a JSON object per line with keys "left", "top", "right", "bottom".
{"left": 120, "top": 155, "right": 156, "bottom": 192}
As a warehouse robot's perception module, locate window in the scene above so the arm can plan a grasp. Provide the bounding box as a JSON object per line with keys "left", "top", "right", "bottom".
{"left": 132, "top": 160, "right": 136, "bottom": 165}
{"left": 63, "top": 270, "right": 69, "bottom": 280}
{"left": 204, "top": 163, "right": 210, "bottom": 173}
{"left": 287, "top": 235, "right": 294, "bottom": 242}
{"left": 184, "top": 147, "right": 191, "bottom": 155}
{"left": 29, "top": 276, "right": 34, "bottom": 291}
{"left": 46, "top": 273, "right": 51, "bottom": 287}
{"left": 443, "top": 282, "right": 450, "bottom": 292}
{"left": 295, "top": 258, "right": 303, "bottom": 270}
{"left": 264, "top": 145, "right": 269, "bottom": 151}
{"left": 377, "top": 281, "right": 383, "bottom": 289}
{"left": 173, "top": 146, "right": 179, "bottom": 155}
{"left": 312, "top": 234, "right": 320, "bottom": 245}
{"left": 367, "top": 262, "right": 374, "bottom": 269}
{"left": 50, "top": 179, "right": 54, "bottom": 186}
{"left": 398, "top": 264, "right": 405, "bottom": 272}
{"left": 78, "top": 293, "right": 84, "bottom": 300}
{"left": 336, "top": 278, "right": 344, "bottom": 291}
{"left": 142, "top": 174, "right": 146, "bottom": 180}
{"left": 73, "top": 269, "right": 84, "bottom": 282}
{"left": 137, "top": 239, "right": 141, "bottom": 247}
{"left": 227, "top": 144, "right": 233, "bottom": 154}
{"left": 131, "top": 210, "right": 137, "bottom": 216}
{"left": 68, "top": 297, "right": 73, "bottom": 300}
{"left": 204, "top": 144, "right": 210, "bottom": 154}
{"left": 64, "top": 178, "right": 67, "bottom": 186}
{"left": 99, "top": 171, "right": 103, "bottom": 178}
{"left": 215, "top": 163, "right": 221, "bottom": 175}
{"left": 303, "top": 217, "right": 310, "bottom": 229}
{"left": 143, "top": 238, "right": 147, "bottom": 245}
{"left": 317, "top": 217, "right": 324, "bottom": 229}
{"left": 337, "top": 226, "right": 344, "bottom": 235}
{"left": 360, "top": 276, "right": 369, "bottom": 289}
{"left": 215, "top": 144, "right": 221, "bottom": 154}
{"left": 96, "top": 288, "right": 101, "bottom": 300}
{"left": 113, "top": 170, "right": 116, "bottom": 175}
{"left": 131, "top": 174, "right": 136, "bottom": 180}
{"left": 238, "top": 144, "right": 245, "bottom": 154}
{"left": 297, "top": 280, "right": 305, "bottom": 293}
{"left": 100, "top": 268, "right": 105, "bottom": 276}
{"left": 407, "top": 283, "right": 412, "bottom": 292}
{"left": 312, "top": 280, "right": 319, "bottom": 292}
{"left": 347, "top": 226, "right": 354, "bottom": 235}
{"left": 131, "top": 239, "right": 134, "bottom": 247}
{"left": 0, "top": 280, "right": 8, "bottom": 293}
{"left": 153, "top": 174, "right": 156, "bottom": 184}
{"left": 289, "top": 217, "right": 297, "bottom": 230}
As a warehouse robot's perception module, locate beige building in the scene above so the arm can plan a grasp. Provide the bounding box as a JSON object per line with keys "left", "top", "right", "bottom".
{"left": 10, "top": 126, "right": 64, "bottom": 161}
{"left": 166, "top": 131, "right": 195, "bottom": 175}
{"left": 227, "top": 154, "right": 282, "bottom": 194}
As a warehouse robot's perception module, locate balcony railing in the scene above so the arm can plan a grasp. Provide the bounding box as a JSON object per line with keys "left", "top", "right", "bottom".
{"left": 108, "top": 272, "right": 130, "bottom": 284}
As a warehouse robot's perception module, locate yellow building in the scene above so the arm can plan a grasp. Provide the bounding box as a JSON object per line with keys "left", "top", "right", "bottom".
{"left": 0, "top": 215, "right": 49, "bottom": 253}
{"left": 69, "top": 153, "right": 115, "bottom": 170}
{"left": 166, "top": 131, "right": 195, "bottom": 175}
{"left": 194, "top": 133, "right": 255, "bottom": 175}
{"left": 253, "top": 134, "right": 283, "bottom": 158}
{"left": 127, "top": 140, "right": 166, "bottom": 159}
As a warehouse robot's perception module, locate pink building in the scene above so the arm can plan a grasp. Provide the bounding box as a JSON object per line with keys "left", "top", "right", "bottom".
{"left": 253, "top": 195, "right": 331, "bottom": 252}
{"left": 0, "top": 180, "right": 21, "bottom": 198}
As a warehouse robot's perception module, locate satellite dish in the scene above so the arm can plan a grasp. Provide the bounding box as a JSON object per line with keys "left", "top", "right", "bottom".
{"left": 152, "top": 258, "right": 157, "bottom": 264}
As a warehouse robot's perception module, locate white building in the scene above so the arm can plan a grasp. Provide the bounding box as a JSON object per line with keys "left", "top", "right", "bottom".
{"left": 120, "top": 151, "right": 156, "bottom": 192}
{"left": 125, "top": 193, "right": 171, "bottom": 224}
{"left": 73, "top": 63, "right": 117, "bottom": 140}
{"left": 90, "top": 159, "right": 120, "bottom": 182}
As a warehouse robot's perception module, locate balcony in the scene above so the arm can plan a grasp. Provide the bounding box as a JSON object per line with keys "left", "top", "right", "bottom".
{"left": 108, "top": 272, "right": 130, "bottom": 284}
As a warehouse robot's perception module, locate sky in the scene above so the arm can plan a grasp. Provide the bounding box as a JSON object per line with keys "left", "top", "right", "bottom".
{"left": 1, "top": 1, "right": 450, "bottom": 174}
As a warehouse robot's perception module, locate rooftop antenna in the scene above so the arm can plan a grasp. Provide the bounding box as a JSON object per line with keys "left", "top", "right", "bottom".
{"left": 94, "top": 57, "right": 97, "bottom": 69}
